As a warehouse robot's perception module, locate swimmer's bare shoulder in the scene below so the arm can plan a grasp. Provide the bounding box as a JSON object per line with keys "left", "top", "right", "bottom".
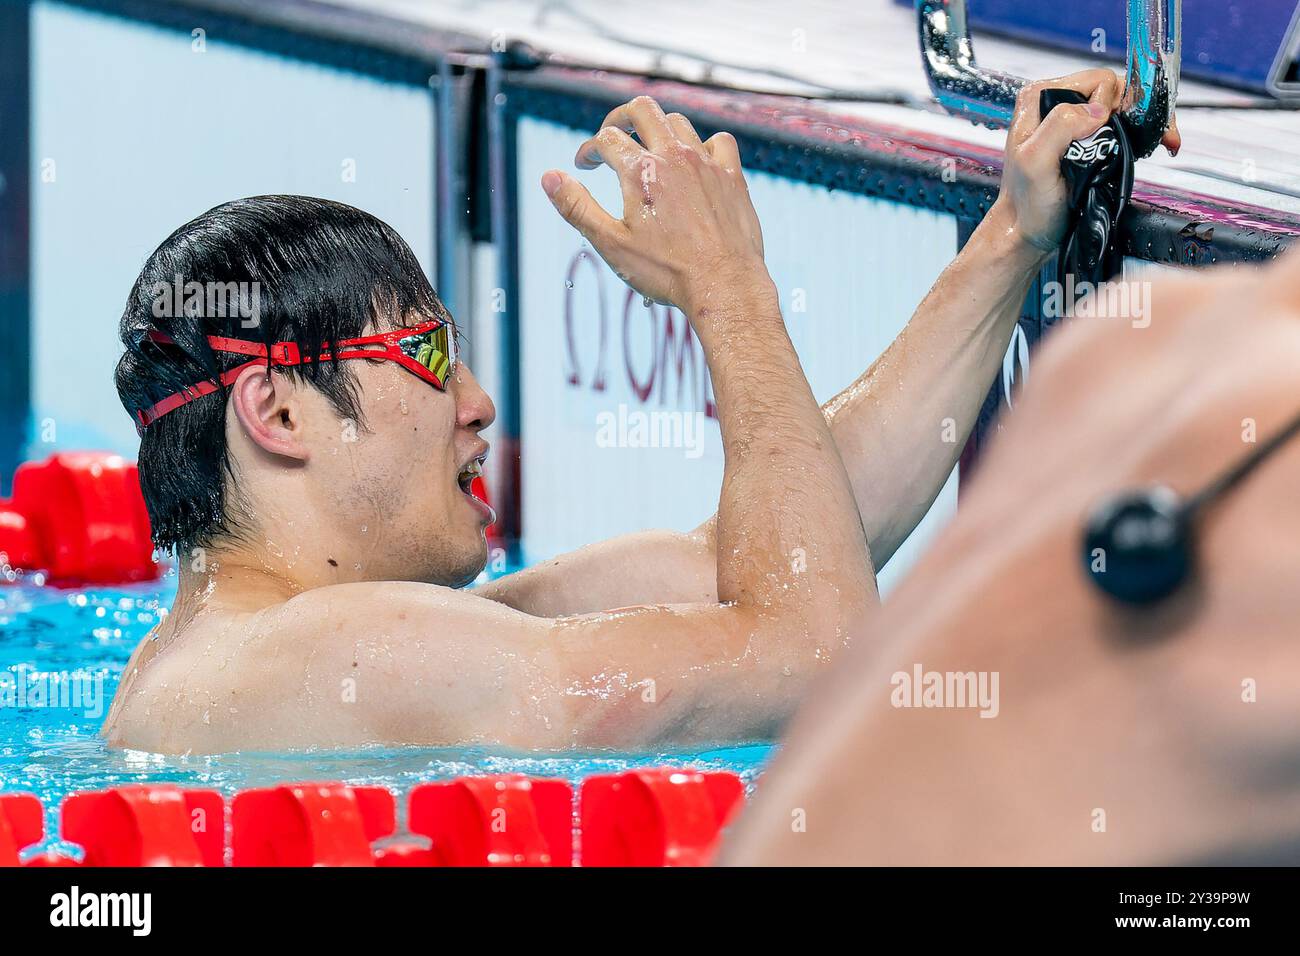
{"left": 102, "top": 602, "right": 305, "bottom": 754}
{"left": 104, "top": 582, "right": 541, "bottom": 753}
{"left": 106, "top": 579, "right": 814, "bottom": 755}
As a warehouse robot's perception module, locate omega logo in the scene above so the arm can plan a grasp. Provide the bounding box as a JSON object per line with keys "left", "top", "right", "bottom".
{"left": 562, "top": 249, "right": 717, "bottom": 419}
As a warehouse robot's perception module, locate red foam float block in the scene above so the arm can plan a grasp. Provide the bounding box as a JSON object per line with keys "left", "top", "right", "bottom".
{"left": 61, "top": 786, "right": 224, "bottom": 867}
{"left": 0, "top": 506, "right": 43, "bottom": 572}
{"left": 11, "top": 452, "right": 158, "bottom": 585}
{"left": 579, "top": 768, "right": 745, "bottom": 867}
{"left": 232, "top": 783, "right": 395, "bottom": 867}
{"left": 0, "top": 794, "right": 45, "bottom": 867}
{"left": 372, "top": 843, "right": 443, "bottom": 867}
{"left": 23, "top": 852, "right": 82, "bottom": 867}
{"left": 408, "top": 775, "right": 573, "bottom": 866}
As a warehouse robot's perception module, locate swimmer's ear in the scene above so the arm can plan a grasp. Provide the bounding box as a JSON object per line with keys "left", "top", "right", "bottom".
{"left": 229, "top": 364, "right": 310, "bottom": 462}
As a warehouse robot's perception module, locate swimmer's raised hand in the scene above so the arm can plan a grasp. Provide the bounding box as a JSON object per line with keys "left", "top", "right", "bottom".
{"left": 540, "top": 95, "right": 770, "bottom": 317}
{"left": 994, "top": 68, "right": 1181, "bottom": 254}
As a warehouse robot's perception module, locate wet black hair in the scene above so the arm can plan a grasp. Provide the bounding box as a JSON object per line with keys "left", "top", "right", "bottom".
{"left": 114, "top": 195, "right": 449, "bottom": 553}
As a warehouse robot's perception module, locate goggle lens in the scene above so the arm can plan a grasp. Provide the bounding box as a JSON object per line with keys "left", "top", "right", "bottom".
{"left": 399, "top": 323, "right": 457, "bottom": 386}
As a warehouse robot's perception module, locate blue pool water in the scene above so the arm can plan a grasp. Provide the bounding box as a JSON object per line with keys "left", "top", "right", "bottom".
{"left": 0, "top": 562, "right": 775, "bottom": 857}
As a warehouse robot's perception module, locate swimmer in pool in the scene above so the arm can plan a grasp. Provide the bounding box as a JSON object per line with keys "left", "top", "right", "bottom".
{"left": 104, "top": 69, "right": 1180, "bottom": 753}
{"left": 721, "top": 245, "right": 1300, "bottom": 866}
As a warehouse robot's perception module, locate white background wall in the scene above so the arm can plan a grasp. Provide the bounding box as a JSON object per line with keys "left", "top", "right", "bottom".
{"left": 515, "top": 117, "right": 960, "bottom": 592}
{"left": 30, "top": 0, "right": 437, "bottom": 456}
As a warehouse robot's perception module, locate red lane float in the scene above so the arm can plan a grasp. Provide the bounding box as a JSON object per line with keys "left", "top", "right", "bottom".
{"left": 580, "top": 768, "right": 745, "bottom": 867}
{"left": 231, "top": 783, "right": 395, "bottom": 866}
{"left": 407, "top": 775, "right": 573, "bottom": 867}
{"left": 371, "top": 842, "right": 443, "bottom": 867}
{"left": 2, "top": 769, "right": 745, "bottom": 866}
{"left": 0, "top": 452, "right": 158, "bottom": 585}
{"left": 0, "top": 508, "right": 40, "bottom": 572}
{"left": 22, "top": 853, "right": 82, "bottom": 867}
{"left": 0, "top": 794, "right": 44, "bottom": 867}
{"left": 61, "top": 786, "right": 224, "bottom": 867}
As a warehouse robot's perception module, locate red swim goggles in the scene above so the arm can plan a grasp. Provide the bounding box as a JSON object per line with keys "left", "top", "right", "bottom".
{"left": 133, "top": 319, "right": 457, "bottom": 433}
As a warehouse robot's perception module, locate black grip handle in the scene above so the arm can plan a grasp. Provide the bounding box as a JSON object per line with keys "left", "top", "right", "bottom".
{"left": 1038, "top": 89, "right": 1134, "bottom": 288}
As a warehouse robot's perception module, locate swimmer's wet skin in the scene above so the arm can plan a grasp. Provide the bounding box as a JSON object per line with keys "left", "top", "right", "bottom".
{"left": 105, "top": 70, "right": 1162, "bottom": 755}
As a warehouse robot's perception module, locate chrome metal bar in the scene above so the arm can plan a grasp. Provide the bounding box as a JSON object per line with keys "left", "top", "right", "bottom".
{"left": 916, "top": 0, "right": 1023, "bottom": 127}
{"left": 916, "top": 0, "right": 1181, "bottom": 157}
{"left": 1120, "top": 0, "right": 1181, "bottom": 157}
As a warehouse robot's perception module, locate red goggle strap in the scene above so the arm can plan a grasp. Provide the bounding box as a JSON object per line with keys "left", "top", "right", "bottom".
{"left": 133, "top": 333, "right": 303, "bottom": 432}
{"left": 145, "top": 331, "right": 303, "bottom": 364}
{"left": 133, "top": 323, "right": 448, "bottom": 432}
{"left": 133, "top": 359, "right": 263, "bottom": 431}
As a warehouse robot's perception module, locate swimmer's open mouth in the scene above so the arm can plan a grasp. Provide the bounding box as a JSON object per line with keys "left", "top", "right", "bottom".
{"left": 457, "top": 454, "right": 487, "bottom": 498}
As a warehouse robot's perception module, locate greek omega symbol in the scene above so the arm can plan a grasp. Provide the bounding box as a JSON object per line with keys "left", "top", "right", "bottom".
{"left": 1065, "top": 128, "right": 1119, "bottom": 164}
{"left": 562, "top": 248, "right": 717, "bottom": 419}
{"left": 563, "top": 251, "right": 609, "bottom": 390}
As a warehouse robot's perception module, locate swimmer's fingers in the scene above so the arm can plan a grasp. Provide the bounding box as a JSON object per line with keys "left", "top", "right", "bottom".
{"left": 1017, "top": 101, "right": 1108, "bottom": 174}
{"left": 541, "top": 169, "right": 629, "bottom": 249}
{"left": 595, "top": 95, "right": 676, "bottom": 152}
{"left": 704, "top": 130, "right": 742, "bottom": 172}
{"left": 1161, "top": 112, "right": 1182, "bottom": 156}
{"left": 1009, "top": 69, "right": 1123, "bottom": 149}
{"left": 666, "top": 112, "right": 707, "bottom": 155}
{"left": 1010, "top": 68, "right": 1181, "bottom": 157}
{"left": 575, "top": 125, "right": 643, "bottom": 171}
{"left": 701, "top": 130, "right": 760, "bottom": 255}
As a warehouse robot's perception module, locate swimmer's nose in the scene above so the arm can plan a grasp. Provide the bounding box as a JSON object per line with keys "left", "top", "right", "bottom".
{"left": 452, "top": 363, "right": 496, "bottom": 432}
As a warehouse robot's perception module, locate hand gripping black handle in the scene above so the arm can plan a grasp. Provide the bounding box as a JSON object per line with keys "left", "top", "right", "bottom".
{"left": 1039, "top": 89, "right": 1135, "bottom": 289}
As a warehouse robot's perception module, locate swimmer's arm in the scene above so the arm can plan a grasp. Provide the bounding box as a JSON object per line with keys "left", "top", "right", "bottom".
{"left": 478, "top": 208, "right": 1035, "bottom": 614}
{"left": 476, "top": 205, "right": 1042, "bottom": 614}
{"left": 485, "top": 96, "right": 875, "bottom": 625}
{"left": 817, "top": 201, "right": 1047, "bottom": 565}
{"left": 297, "top": 582, "right": 840, "bottom": 747}
{"left": 475, "top": 527, "right": 718, "bottom": 615}
{"left": 480, "top": 71, "right": 1148, "bottom": 616}
{"left": 478, "top": 208, "right": 1042, "bottom": 615}
{"left": 826, "top": 69, "right": 1176, "bottom": 566}
{"left": 485, "top": 98, "right": 875, "bottom": 675}
{"left": 477, "top": 224, "right": 1041, "bottom": 613}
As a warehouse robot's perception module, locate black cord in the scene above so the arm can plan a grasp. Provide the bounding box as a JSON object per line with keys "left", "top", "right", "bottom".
{"left": 1185, "top": 408, "right": 1300, "bottom": 516}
